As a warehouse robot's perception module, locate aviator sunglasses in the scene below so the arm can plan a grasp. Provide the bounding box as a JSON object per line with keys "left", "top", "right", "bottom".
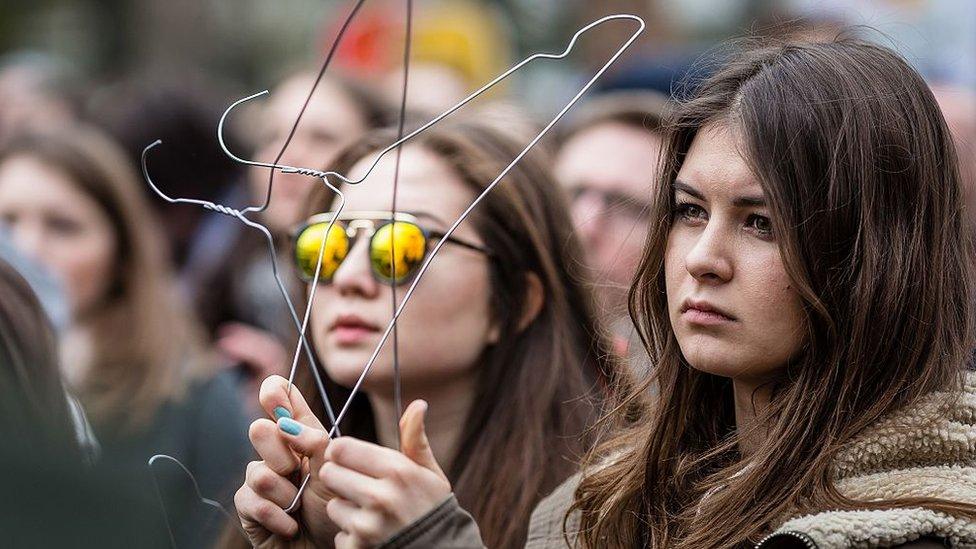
{"left": 292, "top": 210, "right": 493, "bottom": 285}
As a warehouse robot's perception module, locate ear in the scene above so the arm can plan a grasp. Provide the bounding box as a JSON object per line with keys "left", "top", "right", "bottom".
{"left": 517, "top": 272, "right": 545, "bottom": 333}
{"left": 485, "top": 272, "right": 546, "bottom": 344}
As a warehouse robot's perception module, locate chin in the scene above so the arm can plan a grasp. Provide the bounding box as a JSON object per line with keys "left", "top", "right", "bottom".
{"left": 677, "top": 338, "right": 747, "bottom": 378}
{"left": 323, "top": 355, "right": 392, "bottom": 389}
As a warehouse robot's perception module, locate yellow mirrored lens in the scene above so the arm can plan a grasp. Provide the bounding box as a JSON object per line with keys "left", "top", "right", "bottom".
{"left": 370, "top": 222, "right": 426, "bottom": 281}
{"left": 295, "top": 222, "right": 348, "bottom": 280}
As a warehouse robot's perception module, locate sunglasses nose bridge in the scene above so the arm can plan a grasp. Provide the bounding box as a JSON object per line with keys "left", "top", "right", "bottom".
{"left": 329, "top": 228, "right": 385, "bottom": 294}
{"left": 344, "top": 219, "right": 377, "bottom": 249}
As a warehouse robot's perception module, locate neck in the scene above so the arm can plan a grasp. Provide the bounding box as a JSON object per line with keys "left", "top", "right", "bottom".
{"left": 731, "top": 377, "right": 773, "bottom": 457}
{"left": 367, "top": 373, "right": 476, "bottom": 473}
{"left": 60, "top": 324, "right": 94, "bottom": 389}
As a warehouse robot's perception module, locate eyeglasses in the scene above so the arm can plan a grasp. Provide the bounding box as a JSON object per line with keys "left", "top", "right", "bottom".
{"left": 291, "top": 210, "right": 493, "bottom": 285}
{"left": 568, "top": 186, "right": 650, "bottom": 221}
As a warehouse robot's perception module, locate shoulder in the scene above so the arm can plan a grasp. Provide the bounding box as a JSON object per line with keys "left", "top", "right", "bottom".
{"left": 188, "top": 371, "right": 250, "bottom": 437}
{"left": 764, "top": 373, "right": 976, "bottom": 548}
{"left": 526, "top": 473, "right": 581, "bottom": 549}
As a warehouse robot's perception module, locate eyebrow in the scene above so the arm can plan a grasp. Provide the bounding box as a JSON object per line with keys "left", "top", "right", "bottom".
{"left": 673, "top": 180, "right": 766, "bottom": 208}
{"left": 408, "top": 211, "right": 450, "bottom": 227}
{"left": 673, "top": 180, "right": 704, "bottom": 200}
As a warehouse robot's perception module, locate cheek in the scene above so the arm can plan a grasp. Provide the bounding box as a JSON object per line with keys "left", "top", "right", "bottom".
{"left": 60, "top": 231, "right": 117, "bottom": 314}
{"left": 735, "top": 253, "right": 805, "bottom": 373}
{"left": 663, "top": 231, "right": 687, "bottom": 311}
{"left": 310, "top": 286, "right": 333, "bottom": 356}
{"left": 605, "top": 219, "right": 649, "bottom": 277}
{"left": 394, "top": 259, "right": 494, "bottom": 375}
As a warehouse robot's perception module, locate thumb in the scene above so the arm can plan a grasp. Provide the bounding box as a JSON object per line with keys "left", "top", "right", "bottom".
{"left": 399, "top": 400, "right": 447, "bottom": 482}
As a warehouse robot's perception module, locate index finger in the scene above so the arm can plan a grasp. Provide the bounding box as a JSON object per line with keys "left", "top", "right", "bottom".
{"left": 324, "top": 437, "right": 412, "bottom": 479}
{"left": 258, "top": 375, "right": 326, "bottom": 431}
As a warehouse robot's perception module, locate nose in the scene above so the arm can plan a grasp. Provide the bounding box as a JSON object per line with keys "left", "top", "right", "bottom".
{"left": 10, "top": 219, "right": 46, "bottom": 264}
{"left": 571, "top": 190, "right": 608, "bottom": 249}
{"left": 683, "top": 220, "right": 733, "bottom": 284}
{"left": 330, "top": 234, "right": 380, "bottom": 298}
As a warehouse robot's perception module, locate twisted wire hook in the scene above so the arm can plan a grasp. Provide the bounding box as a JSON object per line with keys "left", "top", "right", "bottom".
{"left": 285, "top": 12, "right": 646, "bottom": 510}
{"left": 139, "top": 0, "right": 371, "bottom": 537}
{"left": 142, "top": 141, "right": 340, "bottom": 433}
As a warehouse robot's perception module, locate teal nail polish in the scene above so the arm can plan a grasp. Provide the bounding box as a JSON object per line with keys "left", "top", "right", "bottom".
{"left": 273, "top": 406, "right": 292, "bottom": 420}
{"left": 279, "top": 417, "right": 302, "bottom": 436}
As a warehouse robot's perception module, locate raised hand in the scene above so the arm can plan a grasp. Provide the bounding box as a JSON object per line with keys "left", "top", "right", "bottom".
{"left": 320, "top": 400, "right": 453, "bottom": 548}
{"left": 235, "top": 375, "right": 336, "bottom": 548}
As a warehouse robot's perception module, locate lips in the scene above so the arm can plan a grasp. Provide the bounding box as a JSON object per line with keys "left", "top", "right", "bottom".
{"left": 680, "top": 298, "right": 736, "bottom": 325}
{"left": 329, "top": 314, "right": 381, "bottom": 345}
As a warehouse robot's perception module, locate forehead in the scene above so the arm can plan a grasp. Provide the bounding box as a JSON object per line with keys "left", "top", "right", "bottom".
{"left": 264, "top": 78, "right": 362, "bottom": 134}
{"left": 555, "top": 122, "right": 660, "bottom": 197}
{"left": 0, "top": 156, "right": 86, "bottom": 206}
{"left": 332, "top": 145, "right": 475, "bottom": 224}
{"left": 676, "top": 125, "right": 762, "bottom": 197}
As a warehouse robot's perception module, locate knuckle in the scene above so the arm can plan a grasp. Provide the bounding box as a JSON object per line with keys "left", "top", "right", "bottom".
{"left": 248, "top": 419, "right": 274, "bottom": 446}
{"left": 352, "top": 514, "right": 382, "bottom": 540}
{"left": 327, "top": 438, "right": 346, "bottom": 462}
{"left": 319, "top": 460, "right": 336, "bottom": 480}
{"left": 364, "top": 488, "right": 395, "bottom": 511}
{"left": 252, "top": 467, "right": 278, "bottom": 494}
{"left": 253, "top": 501, "right": 278, "bottom": 524}
{"left": 244, "top": 460, "right": 260, "bottom": 479}
{"left": 388, "top": 462, "right": 413, "bottom": 484}
{"left": 233, "top": 484, "right": 250, "bottom": 509}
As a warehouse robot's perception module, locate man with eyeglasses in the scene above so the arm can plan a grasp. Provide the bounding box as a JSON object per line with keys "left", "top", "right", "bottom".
{"left": 554, "top": 91, "right": 667, "bottom": 359}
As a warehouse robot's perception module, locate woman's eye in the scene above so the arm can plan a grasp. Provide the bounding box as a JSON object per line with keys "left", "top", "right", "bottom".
{"left": 746, "top": 214, "right": 774, "bottom": 238}
{"left": 45, "top": 215, "right": 83, "bottom": 236}
{"left": 674, "top": 202, "right": 707, "bottom": 223}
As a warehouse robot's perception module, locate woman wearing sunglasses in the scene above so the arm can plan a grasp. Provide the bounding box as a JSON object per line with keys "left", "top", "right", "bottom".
{"left": 232, "top": 120, "right": 617, "bottom": 548}
{"left": 242, "top": 38, "right": 976, "bottom": 548}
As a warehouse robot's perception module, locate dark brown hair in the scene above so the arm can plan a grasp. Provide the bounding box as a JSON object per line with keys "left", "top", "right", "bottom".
{"left": 0, "top": 126, "right": 210, "bottom": 431}
{"left": 299, "top": 120, "right": 618, "bottom": 548}
{"left": 572, "top": 37, "right": 976, "bottom": 548}
{"left": 0, "top": 258, "right": 82, "bottom": 459}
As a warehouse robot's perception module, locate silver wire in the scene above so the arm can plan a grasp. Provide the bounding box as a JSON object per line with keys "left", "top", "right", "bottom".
{"left": 141, "top": 143, "right": 341, "bottom": 433}
{"left": 148, "top": 454, "right": 247, "bottom": 547}
{"left": 142, "top": 143, "right": 343, "bottom": 524}
{"left": 390, "top": 0, "right": 413, "bottom": 451}
{"left": 141, "top": 9, "right": 645, "bottom": 527}
{"left": 139, "top": 0, "right": 368, "bottom": 534}
{"left": 283, "top": 12, "right": 646, "bottom": 510}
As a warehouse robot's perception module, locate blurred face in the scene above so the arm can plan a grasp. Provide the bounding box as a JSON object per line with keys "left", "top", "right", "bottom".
{"left": 250, "top": 77, "right": 369, "bottom": 231}
{"left": 665, "top": 125, "right": 804, "bottom": 383}
{"left": 308, "top": 146, "right": 497, "bottom": 394}
{"left": 0, "top": 155, "right": 117, "bottom": 318}
{"left": 555, "top": 122, "right": 660, "bottom": 316}
{"left": 0, "top": 66, "right": 75, "bottom": 139}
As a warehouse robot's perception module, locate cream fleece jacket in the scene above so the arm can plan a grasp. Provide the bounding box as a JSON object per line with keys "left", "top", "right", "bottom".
{"left": 761, "top": 373, "right": 976, "bottom": 548}
{"left": 381, "top": 373, "right": 976, "bottom": 548}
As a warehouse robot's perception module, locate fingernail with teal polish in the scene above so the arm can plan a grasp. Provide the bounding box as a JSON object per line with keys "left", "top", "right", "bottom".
{"left": 279, "top": 417, "right": 302, "bottom": 436}
{"left": 273, "top": 406, "right": 292, "bottom": 420}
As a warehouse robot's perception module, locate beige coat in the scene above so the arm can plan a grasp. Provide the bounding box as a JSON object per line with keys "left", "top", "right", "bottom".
{"left": 380, "top": 373, "right": 976, "bottom": 548}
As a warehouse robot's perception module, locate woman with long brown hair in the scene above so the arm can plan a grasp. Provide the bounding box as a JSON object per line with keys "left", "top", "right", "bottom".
{"left": 565, "top": 35, "right": 976, "bottom": 548}
{"left": 231, "top": 120, "right": 616, "bottom": 548}
{"left": 237, "top": 37, "right": 976, "bottom": 548}
{"left": 0, "top": 125, "right": 251, "bottom": 548}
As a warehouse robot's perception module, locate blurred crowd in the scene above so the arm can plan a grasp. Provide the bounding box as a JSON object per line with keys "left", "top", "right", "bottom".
{"left": 0, "top": 1, "right": 972, "bottom": 547}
